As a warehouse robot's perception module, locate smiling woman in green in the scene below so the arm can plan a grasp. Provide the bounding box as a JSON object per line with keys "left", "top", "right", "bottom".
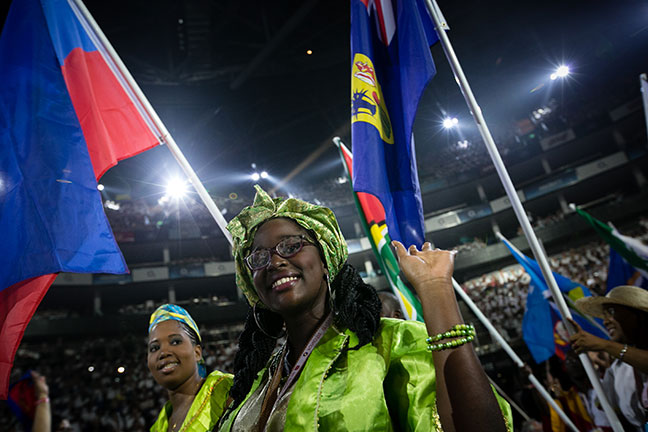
{"left": 218, "top": 186, "right": 512, "bottom": 431}
{"left": 147, "top": 304, "right": 233, "bottom": 432}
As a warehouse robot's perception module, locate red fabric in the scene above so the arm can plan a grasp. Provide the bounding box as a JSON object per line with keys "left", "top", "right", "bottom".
{"left": 8, "top": 374, "right": 36, "bottom": 425}
{"left": 0, "top": 274, "right": 56, "bottom": 399}
{"left": 61, "top": 48, "right": 159, "bottom": 180}
{"left": 340, "top": 143, "right": 387, "bottom": 225}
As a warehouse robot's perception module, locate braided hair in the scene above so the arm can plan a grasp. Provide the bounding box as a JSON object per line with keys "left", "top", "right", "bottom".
{"left": 227, "top": 261, "right": 381, "bottom": 411}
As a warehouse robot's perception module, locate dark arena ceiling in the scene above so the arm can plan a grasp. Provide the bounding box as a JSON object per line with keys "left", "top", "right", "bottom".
{"left": 1, "top": 0, "right": 647, "bottom": 214}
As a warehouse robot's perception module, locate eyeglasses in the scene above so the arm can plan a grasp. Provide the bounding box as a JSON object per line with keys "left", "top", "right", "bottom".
{"left": 245, "top": 235, "right": 314, "bottom": 271}
{"left": 603, "top": 306, "right": 616, "bottom": 317}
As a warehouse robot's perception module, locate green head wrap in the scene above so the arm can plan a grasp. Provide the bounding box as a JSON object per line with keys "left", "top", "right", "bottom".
{"left": 227, "top": 185, "right": 348, "bottom": 306}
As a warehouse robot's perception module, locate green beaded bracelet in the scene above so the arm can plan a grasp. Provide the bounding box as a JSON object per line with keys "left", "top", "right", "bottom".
{"left": 426, "top": 335, "right": 475, "bottom": 352}
{"left": 426, "top": 324, "right": 476, "bottom": 352}
{"left": 426, "top": 324, "right": 475, "bottom": 344}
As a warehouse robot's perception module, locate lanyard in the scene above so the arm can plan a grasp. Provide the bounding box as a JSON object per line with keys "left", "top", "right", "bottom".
{"left": 277, "top": 312, "right": 333, "bottom": 401}
{"left": 258, "top": 312, "right": 335, "bottom": 431}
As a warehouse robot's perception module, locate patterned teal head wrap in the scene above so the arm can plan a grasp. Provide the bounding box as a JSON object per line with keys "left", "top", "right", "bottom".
{"left": 227, "top": 185, "right": 348, "bottom": 306}
{"left": 148, "top": 304, "right": 206, "bottom": 378}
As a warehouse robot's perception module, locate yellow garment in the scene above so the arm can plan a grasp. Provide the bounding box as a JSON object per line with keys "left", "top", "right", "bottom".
{"left": 548, "top": 387, "right": 594, "bottom": 432}
{"left": 151, "top": 370, "right": 233, "bottom": 432}
{"left": 222, "top": 318, "right": 513, "bottom": 431}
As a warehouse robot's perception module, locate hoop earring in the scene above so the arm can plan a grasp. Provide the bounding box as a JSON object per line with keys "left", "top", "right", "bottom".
{"left": 326, "top": 274, "right": 337, "bottom": 316}
{"left": 253, "top": 303, "right": 285, "bottom": 339}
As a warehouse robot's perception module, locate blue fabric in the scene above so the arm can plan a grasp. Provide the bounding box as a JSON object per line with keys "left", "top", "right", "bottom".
{"left": 7, "top": 371, "right": 35, "bottom": 430}
{"left": 607, "top": 249, "right": 648, "bottom": 293}
{"left": 521, "top": 280, "right": 555, "bottom": 363}
{"left": 501, "top": 238, "right": 607, "bottom": 363}
{"left": 350, "top": 0, "right": 437, "bottom": 247}
{"left": 40, "top": 0, "right": 98, "bottom": 66}
{"left": 0, "top": 0, "right": 127, "bottom": 292}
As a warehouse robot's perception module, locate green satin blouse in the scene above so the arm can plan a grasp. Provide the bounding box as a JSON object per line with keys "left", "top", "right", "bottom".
{"left": 150, "top": 370, "right": 233, "bottom": 432}
{"left": 220, "top": 318, "right": 513, "bottom": 431}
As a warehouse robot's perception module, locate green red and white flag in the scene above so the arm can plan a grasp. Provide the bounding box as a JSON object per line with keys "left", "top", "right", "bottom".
{"left": 336, "top": 140, "right": 423, "bottom": 321}
{"left": 574, "top": 207, "right": 648, "bottom": 278}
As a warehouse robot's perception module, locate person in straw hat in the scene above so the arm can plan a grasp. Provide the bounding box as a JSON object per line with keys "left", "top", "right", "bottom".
{"left": 569, "top": 285, "right": 648, "bottom": 431}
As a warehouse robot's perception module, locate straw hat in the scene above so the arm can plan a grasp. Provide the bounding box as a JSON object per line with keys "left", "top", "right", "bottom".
{"left": 575, "top": 285, "right": 648, "bottom": 319}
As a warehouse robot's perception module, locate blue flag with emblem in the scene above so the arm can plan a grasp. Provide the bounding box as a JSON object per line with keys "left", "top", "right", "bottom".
{"left": 500, "top": 236, "right": 608, "bottom": 363}
{"left": 350, "top": 0, "right": 438, "bottom": 247}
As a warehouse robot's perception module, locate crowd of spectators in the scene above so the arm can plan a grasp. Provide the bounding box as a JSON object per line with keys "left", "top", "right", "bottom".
{"left": 115, "top": 295, "right": 233, "bottom": 317}
{"left": 4, "top": 215, "right": 647, "bottom": 430}
{"left": 464, "top": 216, "right": 648, "bottom": 344}
{"left": 0, "top": 324, "right": 242, "bottom": 432}
{"left": 452, "top": 237, "right": 488, "bottom": 253}
{"left": 465, "top": 240, "right": 611, "bottom": 342}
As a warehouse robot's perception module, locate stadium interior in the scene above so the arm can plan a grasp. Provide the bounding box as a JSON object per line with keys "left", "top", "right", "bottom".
{"left": 1, "top": 0, "right": 647, "bottom": 430}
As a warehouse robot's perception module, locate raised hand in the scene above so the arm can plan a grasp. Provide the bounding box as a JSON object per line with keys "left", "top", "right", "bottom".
{"left": 567, "top": 318, "right": 607, "bottom": 353}
{"left": 31, "top": 371, "right": 49, "bottom": 399}
{"left": 391, "top": 241, "right": 456, "bottom": 292}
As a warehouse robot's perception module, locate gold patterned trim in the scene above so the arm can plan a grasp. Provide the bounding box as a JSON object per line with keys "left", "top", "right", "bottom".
{"left": 178, "top": 375, "right": 227, "bottom": 432}
{"left": 430, "top": 402, "right": 512, "bottom": 431}
{"left": 503, "top": 412, "right": 512, "bottom": 432}
{"left": 431, "top": 401, "right": 443, "bottom": 431}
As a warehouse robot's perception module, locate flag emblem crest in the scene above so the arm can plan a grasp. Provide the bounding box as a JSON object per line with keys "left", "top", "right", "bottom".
{"left": 351, "top": 53, "right": 393, "bottom": 144}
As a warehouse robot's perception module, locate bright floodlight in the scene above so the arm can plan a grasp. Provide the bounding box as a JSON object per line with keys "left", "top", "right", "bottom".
{"left": 260, "top": 171, "right": 268, "bottom": 179}
{"left": 117, "top": 366, "right": 125, "bottom": 374}
{"left": 88, "top": 365, "right": 95, "bottom": 372}
{"left": 97, "top": 184, "right": 105, "bottom": 191}
{"left": 443, "top": 117, "right": 458, "bottom": 129}
{"left": 251, "top": 172, "right": 261, "bottom": 181}
{"left": 166, "top": 178, "right": 187, "bottom": 199}
{"left": 551, "top": 65, "right": 570, "bottom": 80}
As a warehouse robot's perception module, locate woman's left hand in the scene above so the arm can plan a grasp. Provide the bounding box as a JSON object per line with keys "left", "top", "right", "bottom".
{"left": 392, "top": 241, "right": 456, "bottom": 292}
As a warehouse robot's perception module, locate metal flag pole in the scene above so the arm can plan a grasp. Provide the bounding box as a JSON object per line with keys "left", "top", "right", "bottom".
{"left": 331, "top": 134, "right": 576, "bottom": 428}
{"left": 452, "top": 280, "right": 579, "bottom": 432}
{"left": 496, "top": 232, "right": 609, "bottom": 337}
{"left": 423, "top": 0, "right": 622, "bottom": 429}
{"left": 68, "top": 0, "right": 233, "bottom": 246}
{"left": 640, "top": 73, "right": 648, "bottom": 147}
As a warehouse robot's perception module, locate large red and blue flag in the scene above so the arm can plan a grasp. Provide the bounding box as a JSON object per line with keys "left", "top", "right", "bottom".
{"left": 0, "top": 0, "right": 159, "bottom": 398}
{"left": 350, "top": 0, "right": 438, "bottom": 248}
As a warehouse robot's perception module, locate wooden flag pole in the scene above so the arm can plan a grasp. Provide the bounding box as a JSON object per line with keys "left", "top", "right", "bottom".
{"left": 68, "top": 0, "right": 233, "bottom": 246}
{"left": 423, "top": 0, "right": 623, "bottom": 429}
